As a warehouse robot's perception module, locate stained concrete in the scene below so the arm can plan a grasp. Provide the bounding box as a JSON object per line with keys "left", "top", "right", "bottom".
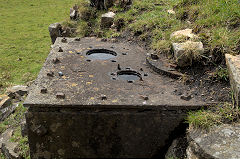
{"left": 24, "top": 37, "right": 210, "bottom": 158}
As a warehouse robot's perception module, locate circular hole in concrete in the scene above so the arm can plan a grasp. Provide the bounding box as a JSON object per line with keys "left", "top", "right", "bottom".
{"left": 117, "top": 70, "right": 142, "bottom": 81}
{"left": 86, "top": 49, "right": 117, "bottom": 60}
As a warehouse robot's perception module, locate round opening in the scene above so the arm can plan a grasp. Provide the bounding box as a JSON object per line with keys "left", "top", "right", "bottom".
{"left": 117, "top": 70, "right": 142, "bottom": 81}
{"left": 86, "top": 49, "right": 117, "bottom": 60}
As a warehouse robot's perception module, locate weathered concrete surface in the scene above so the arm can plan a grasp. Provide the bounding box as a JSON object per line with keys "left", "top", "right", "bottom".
{"left": 172, "top": 41, "right": 204, "bottom": 67}
{"left": 101, "top": 12, "right": 115, "bottom": 28}
{"left": 24, "top": 37, "right": 210, "bottom": 158}
{"left": 187, "top": 124, "right": 240, "bottom": 159}
{"left": 225, "top": 54, "right": 240, "bottom": 106}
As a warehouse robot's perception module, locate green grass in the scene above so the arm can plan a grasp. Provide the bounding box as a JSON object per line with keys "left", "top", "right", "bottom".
{"left": 187, "top": 103, "right": 240, "bottom": 130}
{"left": 0, "top": 0, "right": 78, "bottom": 92}
{"left": 69, "top": 0, "right": 239, "bottom": 62}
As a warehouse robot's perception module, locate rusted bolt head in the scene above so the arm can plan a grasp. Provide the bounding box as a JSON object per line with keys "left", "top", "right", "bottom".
{"left": 101, "top": 95, "right": 107, "bottom": 100}
{"left": 61, "top": 37, "right": 67, "bottom": 43}
{"left": 150, "top": 54, "right": 159, "bottom": 60}
{"left": 75, "top": 38, "right": 81, "bottom": 41}
{"left": 52, "top": 58, "right": 60, "bottom": 64}
{"left": 40, "top": 88, "right": 47, "bottom": 94}
{"left": 140, "top": 96, "right": 149, "bottom": 100}
{"left": 58, "top": 47, "right": 63, "bottom": 52}
{"left": 56, "top": 92, "right": 65, "bottom": 99}
{"left": 47, "top": 71, "right": 54, "bottom": 77}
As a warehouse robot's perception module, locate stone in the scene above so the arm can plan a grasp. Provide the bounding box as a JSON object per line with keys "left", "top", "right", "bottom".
{"left": 0, "top": 128, "right": 13, "bottom": 149}
{"left": 0, "top": 95, "right": 11, "bottom": 109}
{"left": 167, "top": 9, "right": 175, "bottom": 15}
{"left": 187, "top": 124, "right": 240, "bottom": 159}
{"left": 101, "top": 12, "right": 116, "bottom": 28}
{"left": 48, "top": 23, "right": 62, "bottom": 44}
{"left": 70, "top": 4, "right": 79, "bottom": 20}
{"left": 0, "top": 103, "right": 18, "bottom": 121}
{"left": 170, "top": 29, "right": 198, "bottom": 41}
{"left": 165, "top": 136, "right": 188, "bottom": 159}
{"left": 172, "top": 41, "right": 204, "bottom": 67}
{"left": 225, "top": 54, "right": 240, "bottom": 106}
{"left": 0, "top": 128, "right": 21, "bottom": 159}
{"left": 1, "top": 142, "right": 20, "bottom": 159}
{"left": 7, "top": 85, "right": 28, "bottom": 99}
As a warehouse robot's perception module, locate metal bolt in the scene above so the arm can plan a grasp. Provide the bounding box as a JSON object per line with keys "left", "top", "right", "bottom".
{"left": 61, "top": 37, "right": 67, "bottom": 43}
{"left": 47, "top": 71, "right": 54, "bottom": 77}
{"left": 52, "top": 58, "right": 60, "bottom": 64}
{"left": 101, "top": 95, "right": 107, "bottom": 100}
{"left": 40, "top": 88, "right": 47, "bottom": 94}
{"left": 150, "top": 54, "right": 159, "bottom": 60}
{"left": 56, "top": 92, "right": 65, "bottom": 99}
{"left": 117, "top": 64, "right": 121, "bottom": 70}
{"left": 140, "top": 95, "right": 149, "bottom": 100}
{"left": 75, "top": 38, "right": 81, "bottom": 41}
{"left": 58, "top": 72, "right": 63, "bottom": 76}
{"left": 58, "top": 47, "right": 63, "bottom": 52}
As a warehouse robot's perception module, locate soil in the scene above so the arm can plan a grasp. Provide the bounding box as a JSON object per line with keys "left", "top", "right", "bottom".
{"left": 115, "top": 30, "right": 232, "bottom": 105}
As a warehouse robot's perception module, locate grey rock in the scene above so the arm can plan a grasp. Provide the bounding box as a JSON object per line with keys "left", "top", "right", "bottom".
{"left": 171, "top": 29, "right": 198, "bottom": 41}
{"left": 225, "top": 54, "right": 240, "bottom": 106}
{"left": 7, "top": 85, "right": 28, "bottom": 99}
{"left": 0, "top": 103, "right": 18, "bottom": 121}
{"left": 0, "top": 95, "right": 11, "bottom": 109}
{"left": 172, "top": 41, "right": 204, "bottom": 67}
{"left": 0, "top": 128, "right": 13, "bottom": 149}
{"left": 70, "top": 4, "right": 79, "bottom": 20}
{"left": 165, "top": 136, "right": 188, "bottom": 159}
{"left": 187, "top": 124, "right": 240, "bottom": 159}
{"left": 101, "top": 12, "right": 115, "bottom": 28}
{"left": 48, "top": 23, "right": 62, "bottom": 44}
{"left": 1, "top": 142, "right": 20, "bottom": 159}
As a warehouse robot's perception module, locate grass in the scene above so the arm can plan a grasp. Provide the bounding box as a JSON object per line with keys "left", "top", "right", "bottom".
{"left": 187, "top": 102, "right": 240, "bottom": 130}
{"left": 66, "top": 0, "right": 239, "bottom": 66}
{"left": 0, "top": 0, "right": 79, "bottom": 93}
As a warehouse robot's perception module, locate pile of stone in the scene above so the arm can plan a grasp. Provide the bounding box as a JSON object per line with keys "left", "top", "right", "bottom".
{"left": 0, "top": 85, "right": 28, "bottom": 158}
{"left": 170, "top": 29, "right": 204, "bottom": 67}
{"left": 0, "top": 85, "right": 28, "bottom": 122}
